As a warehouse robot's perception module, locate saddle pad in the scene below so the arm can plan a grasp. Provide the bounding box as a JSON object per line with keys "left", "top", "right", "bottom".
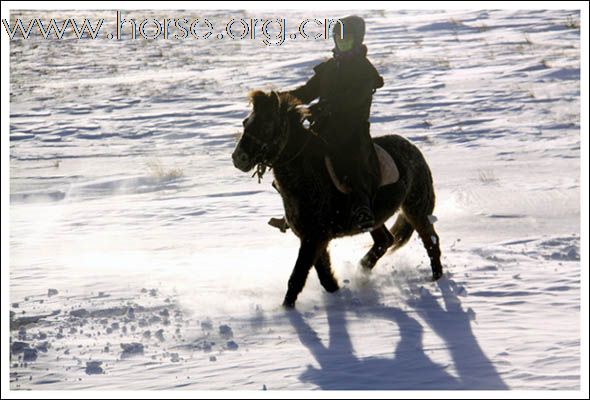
{"left": 374, "top": 143, "right": 399, "bottom": 186}
{"left": 325, "top": 143, "right": 399, "bottom": 194}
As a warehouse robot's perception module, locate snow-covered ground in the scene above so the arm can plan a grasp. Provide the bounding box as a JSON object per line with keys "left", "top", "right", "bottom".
{"left": 8, "top": 9, "right": 581, "bottom": 390}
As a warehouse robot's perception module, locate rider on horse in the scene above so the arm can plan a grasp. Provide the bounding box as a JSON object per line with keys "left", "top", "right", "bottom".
{"left": 271, "top": 15, "right": 384, "bottom": 231}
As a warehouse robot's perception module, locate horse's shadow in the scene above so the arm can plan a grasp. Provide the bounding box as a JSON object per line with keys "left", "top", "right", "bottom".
{"left": 286, "top": 277, "right": 508, "bottom": 390}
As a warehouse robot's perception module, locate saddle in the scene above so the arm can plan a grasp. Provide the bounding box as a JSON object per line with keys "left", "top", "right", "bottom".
{"left": 325, "top": 143, "right": 399, "bottom": 194}
{"left": 267, "top": 143, "right": 399, "bottom": 233}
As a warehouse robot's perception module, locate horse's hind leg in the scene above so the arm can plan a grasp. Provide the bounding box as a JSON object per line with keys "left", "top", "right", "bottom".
{"left": 314, "top": 248, "right": 339, "bottom": 293}
{"left": 414, "top": 220, "right": 443, "bottom": 280}
{"left": 360, "top": 225, "right": 394, "bottom": 270}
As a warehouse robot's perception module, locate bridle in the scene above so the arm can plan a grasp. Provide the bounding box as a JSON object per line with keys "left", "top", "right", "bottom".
{"left": 248, "top": 108, "right": 312, "bottom": 183}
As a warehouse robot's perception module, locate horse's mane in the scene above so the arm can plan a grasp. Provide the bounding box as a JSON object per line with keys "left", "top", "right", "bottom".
{"left": 247, "top": 90, "right": 309, "bottom": 123}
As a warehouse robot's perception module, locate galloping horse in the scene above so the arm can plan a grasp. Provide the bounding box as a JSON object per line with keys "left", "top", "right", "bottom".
{"left": 232, "top": 90, "right": 442, "bottom": 308}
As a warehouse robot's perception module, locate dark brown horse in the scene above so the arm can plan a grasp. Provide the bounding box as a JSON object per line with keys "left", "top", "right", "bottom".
{"left": 232, "top": 90, "right": 442, "bottom": 308}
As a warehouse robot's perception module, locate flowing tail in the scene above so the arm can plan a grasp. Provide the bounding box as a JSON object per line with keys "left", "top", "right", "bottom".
{"left": 388, "top": 213, "right": 414, "bottom": 253}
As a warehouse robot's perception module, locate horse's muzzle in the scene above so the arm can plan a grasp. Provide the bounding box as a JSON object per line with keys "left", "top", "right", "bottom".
{"left": 232, "top": 149, "right": 253, "bottom": 172}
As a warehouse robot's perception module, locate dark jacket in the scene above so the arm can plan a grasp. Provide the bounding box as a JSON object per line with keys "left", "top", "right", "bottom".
{"left": 288, "top": 45, "right": 383, "bottom": 200}
{"left": 289, "top": 45, "right": 383, "bottom": 131}
{"left": 287, "top": 15, "right": 384, "bottom": 204}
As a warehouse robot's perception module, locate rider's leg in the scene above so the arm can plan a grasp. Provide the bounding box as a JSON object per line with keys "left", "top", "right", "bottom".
{"left": 268, "top": 180, "right": 289, "bottom": 232}
{"left": 341, "top": 122, "right": 380, "bottom": 231}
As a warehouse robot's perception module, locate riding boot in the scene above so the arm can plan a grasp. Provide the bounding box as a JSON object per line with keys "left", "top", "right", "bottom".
{"left": 268, "top": 217, "right": 289, "bottom": 232}
{"left": 268, "top": 180, "right": 289, "bottom": 232}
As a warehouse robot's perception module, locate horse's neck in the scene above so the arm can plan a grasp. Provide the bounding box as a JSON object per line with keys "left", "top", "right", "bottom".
{"left": 272, "top": 124, "right": 323, "bottom": 193}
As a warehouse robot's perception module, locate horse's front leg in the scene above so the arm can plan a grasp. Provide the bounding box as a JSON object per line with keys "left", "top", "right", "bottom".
{"left": 283, "top": 237, "right": 327, "bottom": 308}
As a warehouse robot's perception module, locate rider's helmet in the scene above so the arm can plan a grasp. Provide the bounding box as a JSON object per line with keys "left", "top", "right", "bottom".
{"left": 332, "top": 16, "right": 366, "bottom": 53}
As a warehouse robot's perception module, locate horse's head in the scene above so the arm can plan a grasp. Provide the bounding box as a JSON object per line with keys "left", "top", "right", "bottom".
{"left": 232, "top": 90, "right": 296, "bottom": 172}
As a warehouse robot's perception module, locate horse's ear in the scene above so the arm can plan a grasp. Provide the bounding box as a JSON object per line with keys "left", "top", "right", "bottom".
{"left": 248, "top": 90, "right": 265, "bottom": 107}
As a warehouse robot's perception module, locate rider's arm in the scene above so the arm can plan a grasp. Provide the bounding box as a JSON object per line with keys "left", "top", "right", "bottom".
{"left": 287, "top": 61, "right": 329, "bottom": 104}
{"left": 288, "top": 73, "right": 320, "bottom": 104}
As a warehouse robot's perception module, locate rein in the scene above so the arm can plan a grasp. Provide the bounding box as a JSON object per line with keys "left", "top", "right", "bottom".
{"left": 251, "top": 113, "right": 313, "bottom": 183}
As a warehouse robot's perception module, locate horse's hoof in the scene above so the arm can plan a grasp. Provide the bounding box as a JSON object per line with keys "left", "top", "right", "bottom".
{"left": 323, "top": 283, "right": 340, "bottom": 293}
{"left": 432, "top": 271, "right": 443, "bottom": 281}
{"left": 360, "top": 261, "right": 374, "bottom": 270}
{"left": 360, "top": 255, "right": 376, "bottom": 270}
{"left": 282, "top": 299, "right": 295, "bottom": 309}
